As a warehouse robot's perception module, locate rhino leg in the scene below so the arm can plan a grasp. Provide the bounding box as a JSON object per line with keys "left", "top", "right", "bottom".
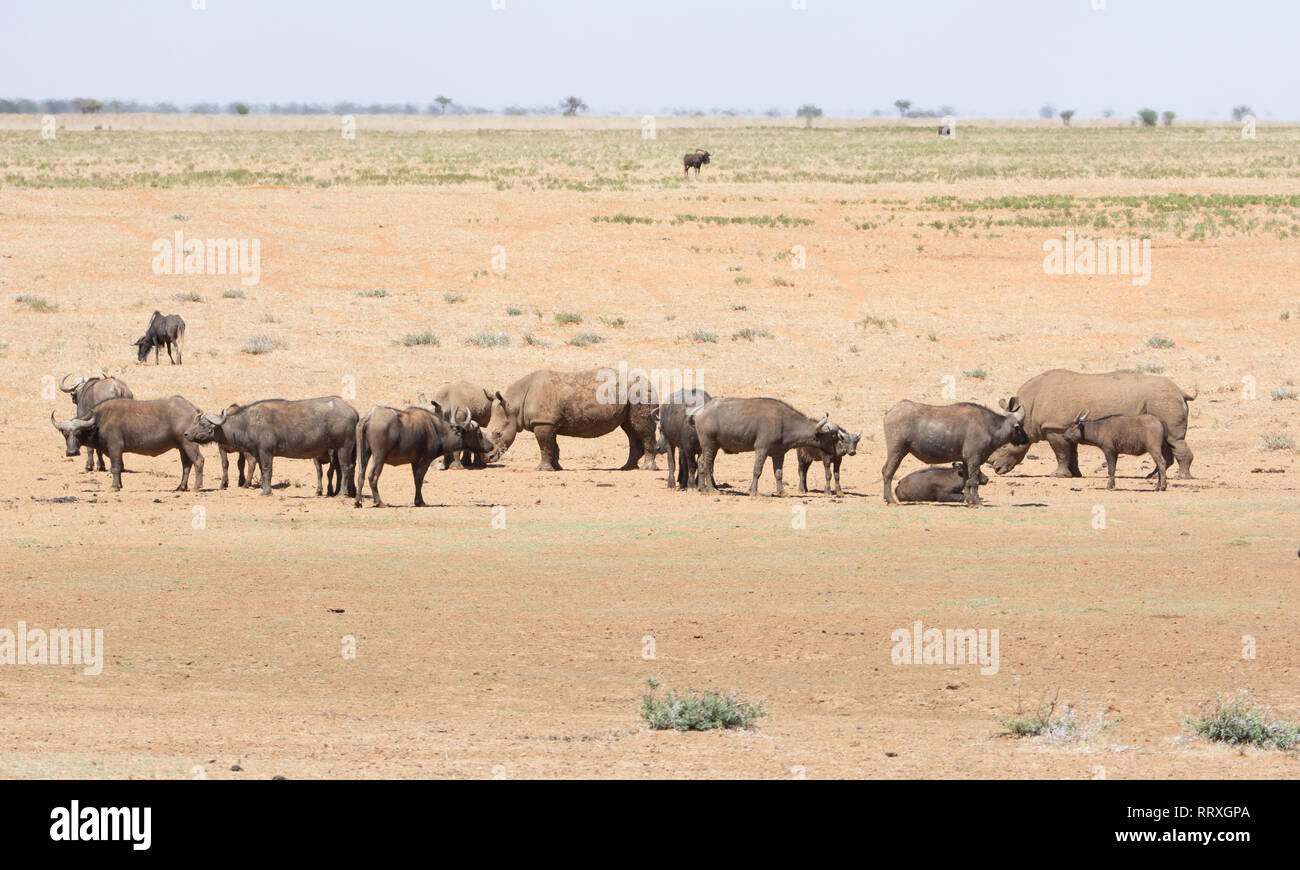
{"left": 1170, "top": 437, "right": 1193, "bottom": 478}
{"left": 1045, "top": 433, "right": 1080, "bottom": 477}
{"left": 619, "top": 420, "right": 646, "bottom": 471}
{"left": 534, "top": 424, "right": 562, "bottom": 471}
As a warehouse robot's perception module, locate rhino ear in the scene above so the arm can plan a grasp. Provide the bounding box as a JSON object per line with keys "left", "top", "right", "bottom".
{"left": 998, "top": 398, "right": 1008, "bottom": 410}
{"left": 494, "top": 391, "right": 511, "bottom": 413}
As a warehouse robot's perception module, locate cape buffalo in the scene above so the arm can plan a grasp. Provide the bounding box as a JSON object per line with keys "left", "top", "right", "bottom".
{"left": 880, "top": 399, "right": 1027, "bottom": 506}
{"left": 213, "top": 404, "right": 341, "bottom": 493}
{"left": 683, "top": 149, "right": 710, "bottom": 176}
{"left": 58, "top": 373, "right": 133, "bottom": 471}
{"left": 987, "top": 369, "right": 1194, "bottom": 478}
{"left": 652, "top": 388, "right": 712, "bottom": 490}
{"left": 429, "top": 379, "right": 495, "bottom": 468}
{"left": 688, "top": 397, "right": 842, "bottom": 496}
{"left": 894, "top": 463, "right": 988, "bottom": 503}
{"left": 354, "top": 405, "right": 492, "bottom": 508}
{"left": 485, "top": 368, "right": 659, "bottom": 471}
{"left": 1062, "top": 412, "right": 1169, "bottom": 491}
{"left": 796, "top": 426, "right": 861, "bottom": 495}
{"left": 134, "top": 311, "right": 186, "bottom": 365}
{"left": 51, "top": 396, "right": 205, "bottom": 491}
{"left": 184, "top": 397, "right": 358, "bottom": 497}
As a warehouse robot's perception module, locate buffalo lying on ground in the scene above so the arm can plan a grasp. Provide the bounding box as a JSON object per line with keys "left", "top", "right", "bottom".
{"left": 486, "top": 368, "right": 659, "bottom": 471}
{"left": 653, "top": 388, "right": 712, "bottom": 490}
{"left": 881, "top": 399, "right": 1027, "bottom": 506}
{"left": 796, "top": 426, "right": 861, "bottom": 495}
{"left": 52, "top": 396, "right": 205, "bottom": 491}
{"left": 134, "top": 311, "right": 186, "bottom": 365}
{"left": 429, "top": 380, "right": 495, "bottom": 468}
{"left": 688, "top": 397, "right": 842, "bottom": 496}
{"left": 184, "top": 397, "right": 357, "bottom": 496}
{"left": 1062, "top": 412, "right": 1169, "bottom": 491}
{"left": 894, "top": 463, "right": 988, "bottom": 503}
{"left": 683, "top": 149, "right": 710, "bottom": 176}
{"left": 987, "top": 369, "right": 1194, "bottom": 478}
{"left": 355, "top": 405, "right": 492, "bottom": 507}
{"left": 59, "top": 374, "right": 133, "bottom": 471}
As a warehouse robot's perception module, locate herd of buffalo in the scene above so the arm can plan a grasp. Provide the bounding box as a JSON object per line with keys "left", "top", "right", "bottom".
{"left": 49, "top": 318, "right": 1198, "bottom": 506}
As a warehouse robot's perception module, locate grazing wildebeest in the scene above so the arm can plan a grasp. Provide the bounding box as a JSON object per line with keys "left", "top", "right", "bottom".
{"left": 134, "top": 311, "right": 186, "bottom": 365}
{"left": 880, "top": 399, "right": 1027, "bottom": 506}
{"left": 429, "top": 380, "right": 495, "bottom": 468}
{"left": 683, "top": 149, "right": 711, "bottom": 176}
{"left": 796, "top": 426, "right": 862, "bottom": 496}
{"left": 688, "top": 397, "right": 842, "bottom": 496}
{"left": 58, "top": 373, "right": 133, "bottom": 471}
{"left": 652, "top": 388, "right": 713, "bottom": 490}
{"left": 1062, "top": 412, "right": 1169, "bottom": 491}
{"left": 183, "top": 397, "right": 358, "bottom": 497}
{"left": 354, "top": 405, "right": 493, "bottom": 508}
{"left": 485, "top": 368, "right": 659, "bottom": 471}
{"left": 987, "top": 369, "right": 1195, "bottom": 479}
{"left": 894, "top": 463, "right": 988, "bottom": 503}
{"left": 51, "top": 396, "right": 205, "bottom": 491}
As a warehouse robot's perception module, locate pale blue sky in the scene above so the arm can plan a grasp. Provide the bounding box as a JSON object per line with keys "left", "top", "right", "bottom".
{"left": 2, "top": 0, "right": 1293, "bottom": 118}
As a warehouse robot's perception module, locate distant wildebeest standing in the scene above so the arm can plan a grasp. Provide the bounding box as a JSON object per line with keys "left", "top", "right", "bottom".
{"left": 987, "top": 369, "right": 1195, "bottom": 479}
{"left": 683, "top": 149, "right": 711, "bottom": 176}
{"left": 354, "top": 405, "right": 493, "bottom": 508}
{"left": 937, "top": 125, "right": 952, "bottom": 138}
{"left": 893, "top": 463, "right": 988, "bottom": 503}
{"left": 134, "top": 311, "right": 186, "bottom": 365}
{"left": 796, "top": 425, "right": 861, "bottom": 495}
{"left": 880, "top": 399, "right": 1028, "bottom": 506}
{"left": 429, "top": 380, "right": 496, "bottom": 468}
{"left": 184, "top": 397, "right": 358, "bottom": 497}
{"left": 58, "top": 373, "right": 133, "bottom": 471}
{"left": 51, "top": 396, "right": 205, "bottom": 491}
{"left": 653, "top": 388, "right": 712, "bottom": 490}
{"left": 688, "top": 397, "right": 843, "bottom": 497}
{"left": 485, "top": 368, "right": 659, "bottom": 471}
{"left": 1062, "top": 412, "right": 1169, "bottom": 491}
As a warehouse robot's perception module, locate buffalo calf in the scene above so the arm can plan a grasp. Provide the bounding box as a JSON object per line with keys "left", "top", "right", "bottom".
{"left": 1062, "top": 412, "right": 1169, "bottom": 491}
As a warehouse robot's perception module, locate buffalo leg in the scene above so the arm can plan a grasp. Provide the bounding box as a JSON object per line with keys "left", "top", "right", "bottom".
{"left": 880, "top": 449, "right": 905, "bottom": 505}
{"left": 832, "top": 457, "right": 843, "bottom": 496}
{"left": 796, "top": 454, "right": 811, "bottom": 493}
{"left": 697, "top": 442, "right": 718, "bottom": 494}
{"left": 84, "top": 450, "right": 95, "bottom": 473}
{"left": 219, "top": 449, "right": 230, "bottom": 489}
{"left": 259, "top": 450, "right": 275, "bottom": 495}
{"left": 770, "top": 450, "right": 787, "bottom": 497}
{"left": 534, "top": 425, "right": 562, "bottom": 471}
{"left": 665, "top": 440, "right": 678, "bottom": 489}
{"left": 353, "top": 440, "right": 370, "bottom": 508}
{"left": 1104, "top": 450, "right": 1117, "bottom": 489}
{"left": 962, "top": 454, "right": 984, "bottom": 505}
{"left": 748, "top": 448, "right": 768, "bottom": 496}
{"left": 412, "top": 459, "right": 432, "bottom": 506}
{"left": 312, "top": 457, "right": 325, "bottom": 496}
{"left": 1150, "top": 448, "right": 1167, "bottom": 491}
{"left": 822, "top": 458, "right": 833, "bottom": 494}
{"left": 178, "top": 441, "right": 204, "bottom": 491}
{"left": 366, "top": 449, "right": 387, "bottom": 507}
{"left": 109, "top": 449, "right": 124, "bottom": 491}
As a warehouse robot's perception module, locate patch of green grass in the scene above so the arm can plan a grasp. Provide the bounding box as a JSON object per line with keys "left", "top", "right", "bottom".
{"left": 566, "top": 331, "right": 605, "bottom": 347}
{"left": 858, "top": 313, "right": 897, "bottom": 332}
{"left": 242, "top": 335, "right": 283, "bottom": 355}
{"left": 221, "top": 288, "right": 245, "bottom": 299}
{"left": 591, "top": 214, "right": 655, "bottom": 224}
{"left": 732, "top": 327, "right": 773, "bottom": 341}
{"left": 506, "top": 306, "right": 524, "bottom": 316}
{"left": 1270, "top": 388, "right": 1297, "bottom": 401}
{"left": 14, "top": 294, "right": 56, "bottom": 312}
{"left": 733, "top": 275, "right": 751, "bottom": 285}
{"left": 1261, "top": 432, "right": 1294, "bottom": 450}
{"left": 690, "top": 329, "right": 718, "bottom": 343}
{"left": 443, "top": 292, "right": 466, "bottom": 304}
{"left": 554, "top": 312, "right": 583, "bottom": 325}
{"left": 640, "top": 678, "right": 766, "bottom": 732}
{"left": 355, "top": 288, "right": 389, "bottom": 298}
{"left": 1146, "top": 334, "right": 1175, "bottom": 349}
{"left": 174, "top": 291, "right": 203, "bottom": 303}
{"left": 963, "top": 368, "right": 989, "bottom": 380}
{"left": 996, "top": 688, "right": 1120, "bottom": 742}
{"left": 399, "top": 330, "right": 440, "bottom": 347}
{"left": 1190, "top": 691, "right": 1300, "bottom": 750}
{"left": 597, "top": 315, "right": 626, "bottom": 328}
{"left": 464, "top": 331, "right": 509, "bottom": 347}
{"left": 729, "top": 303, "right": 748, "bottom": 310}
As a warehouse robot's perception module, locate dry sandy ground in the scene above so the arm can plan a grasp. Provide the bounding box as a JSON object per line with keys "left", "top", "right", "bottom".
{"left": 0, "top": 129, "right": 1298, "bottom": 779}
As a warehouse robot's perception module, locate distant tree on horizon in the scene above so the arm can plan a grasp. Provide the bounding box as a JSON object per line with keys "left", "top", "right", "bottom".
{"left": 1232, "top": 104, "right": 1253, "bottom": 121}
{"left": 1162, "top": 110, "right": 1176, "bottom": 126}
{"left": 560, "top": 96, "right": 587, "bottom": 116}
{"left": 796, "top": 104, "right": 823, "bottom": 128}
{"left": 1059, "top": 109, "right": 1075, "bottom": 126}
{"left": 1138, "top": 108, "right": 1159, "bottom": 127}
{"left": 894, "top": 99, "right": 911, "bottom": 118}
{"left": 434, "top": 96, "right": 453, "bottom": 114}
{"left": 1039, "top": 104, "right": 1055, "bottom": 119}
{"left": 78, "top": 98, "right": 102, "bottom": 114}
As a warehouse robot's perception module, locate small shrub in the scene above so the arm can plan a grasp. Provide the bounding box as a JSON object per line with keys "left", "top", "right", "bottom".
{"left": 690, "top": 329, "right": 718, "bottom": 343}
{"left": 640, "top": 679, "right": 766, "bottom": 732}
{"left": 963, "top": 368, "right": 989, "bottom": 380}
{"left": 355, "top": 288, "right": 389, "bottom": 298}
{"left": 1134, "top": 362, "right": 1164, "bottom": 374}
{"left": 242, "top": 335, "right": 283, "bottom": 355}
{"left": 506, "top": 306, "right": 524, "bottom": 316}
{"left": 555, "top": 312, "right": 582, "bottom": 325}
{"left": 1191, "top": 691, "right": 1300, "bottom": 750}
{"left": 15, "top": 295, "right": 56, "bottom": 312}
{"left": 734, "top": 276, "right": 751, "bottom": 285}
{"left": 443, "top": 292, "right": 466, "bottom": 304}
{"left": 858, "top": 314, "right": 897, "bottom": 332}
{"left": 1261, "top": 432, "right": 1295, "bottom": 451}
{"left": 522, "top": 332, "right": 549, "bottom": 347}
{"left": 464, "top": 331, "right": 509, "bottom": 348}
{"left": 771, "top": 277, "right": 793, "bottom": 288}
{"left": 400, "top": 330, "right": 440, "bottom": 347}
{"left": 729, "top": 303, "right": 748, "bottom": 311}
{"left": 221, "top": 288, "right": 245, "bottom": 299}
{"left": 1146, "top": 334, "right": 1175, "bottom": 349}
{"left": 598, "top": 315, "right": 626, "bottom": 328}
{"left": 175, "top": 291, "right": 203, "bottom": 303}
{"left": 732, "top": 327, "right": 773, "bottom": 341}
{"left": 567, "top": 331, "right": 605, "bottom": 347}
{"left": 1270, "top": 388, "right": 1297, "bottom": 401}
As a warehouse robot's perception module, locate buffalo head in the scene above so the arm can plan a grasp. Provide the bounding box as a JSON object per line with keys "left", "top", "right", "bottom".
{"left": 51, "top": 411, "right": 95, "bottom": 456}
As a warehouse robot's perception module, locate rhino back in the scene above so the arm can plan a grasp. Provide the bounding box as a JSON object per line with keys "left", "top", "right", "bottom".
{"left": 1019, "top": 370, "right": 1189, "bottom": 437}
